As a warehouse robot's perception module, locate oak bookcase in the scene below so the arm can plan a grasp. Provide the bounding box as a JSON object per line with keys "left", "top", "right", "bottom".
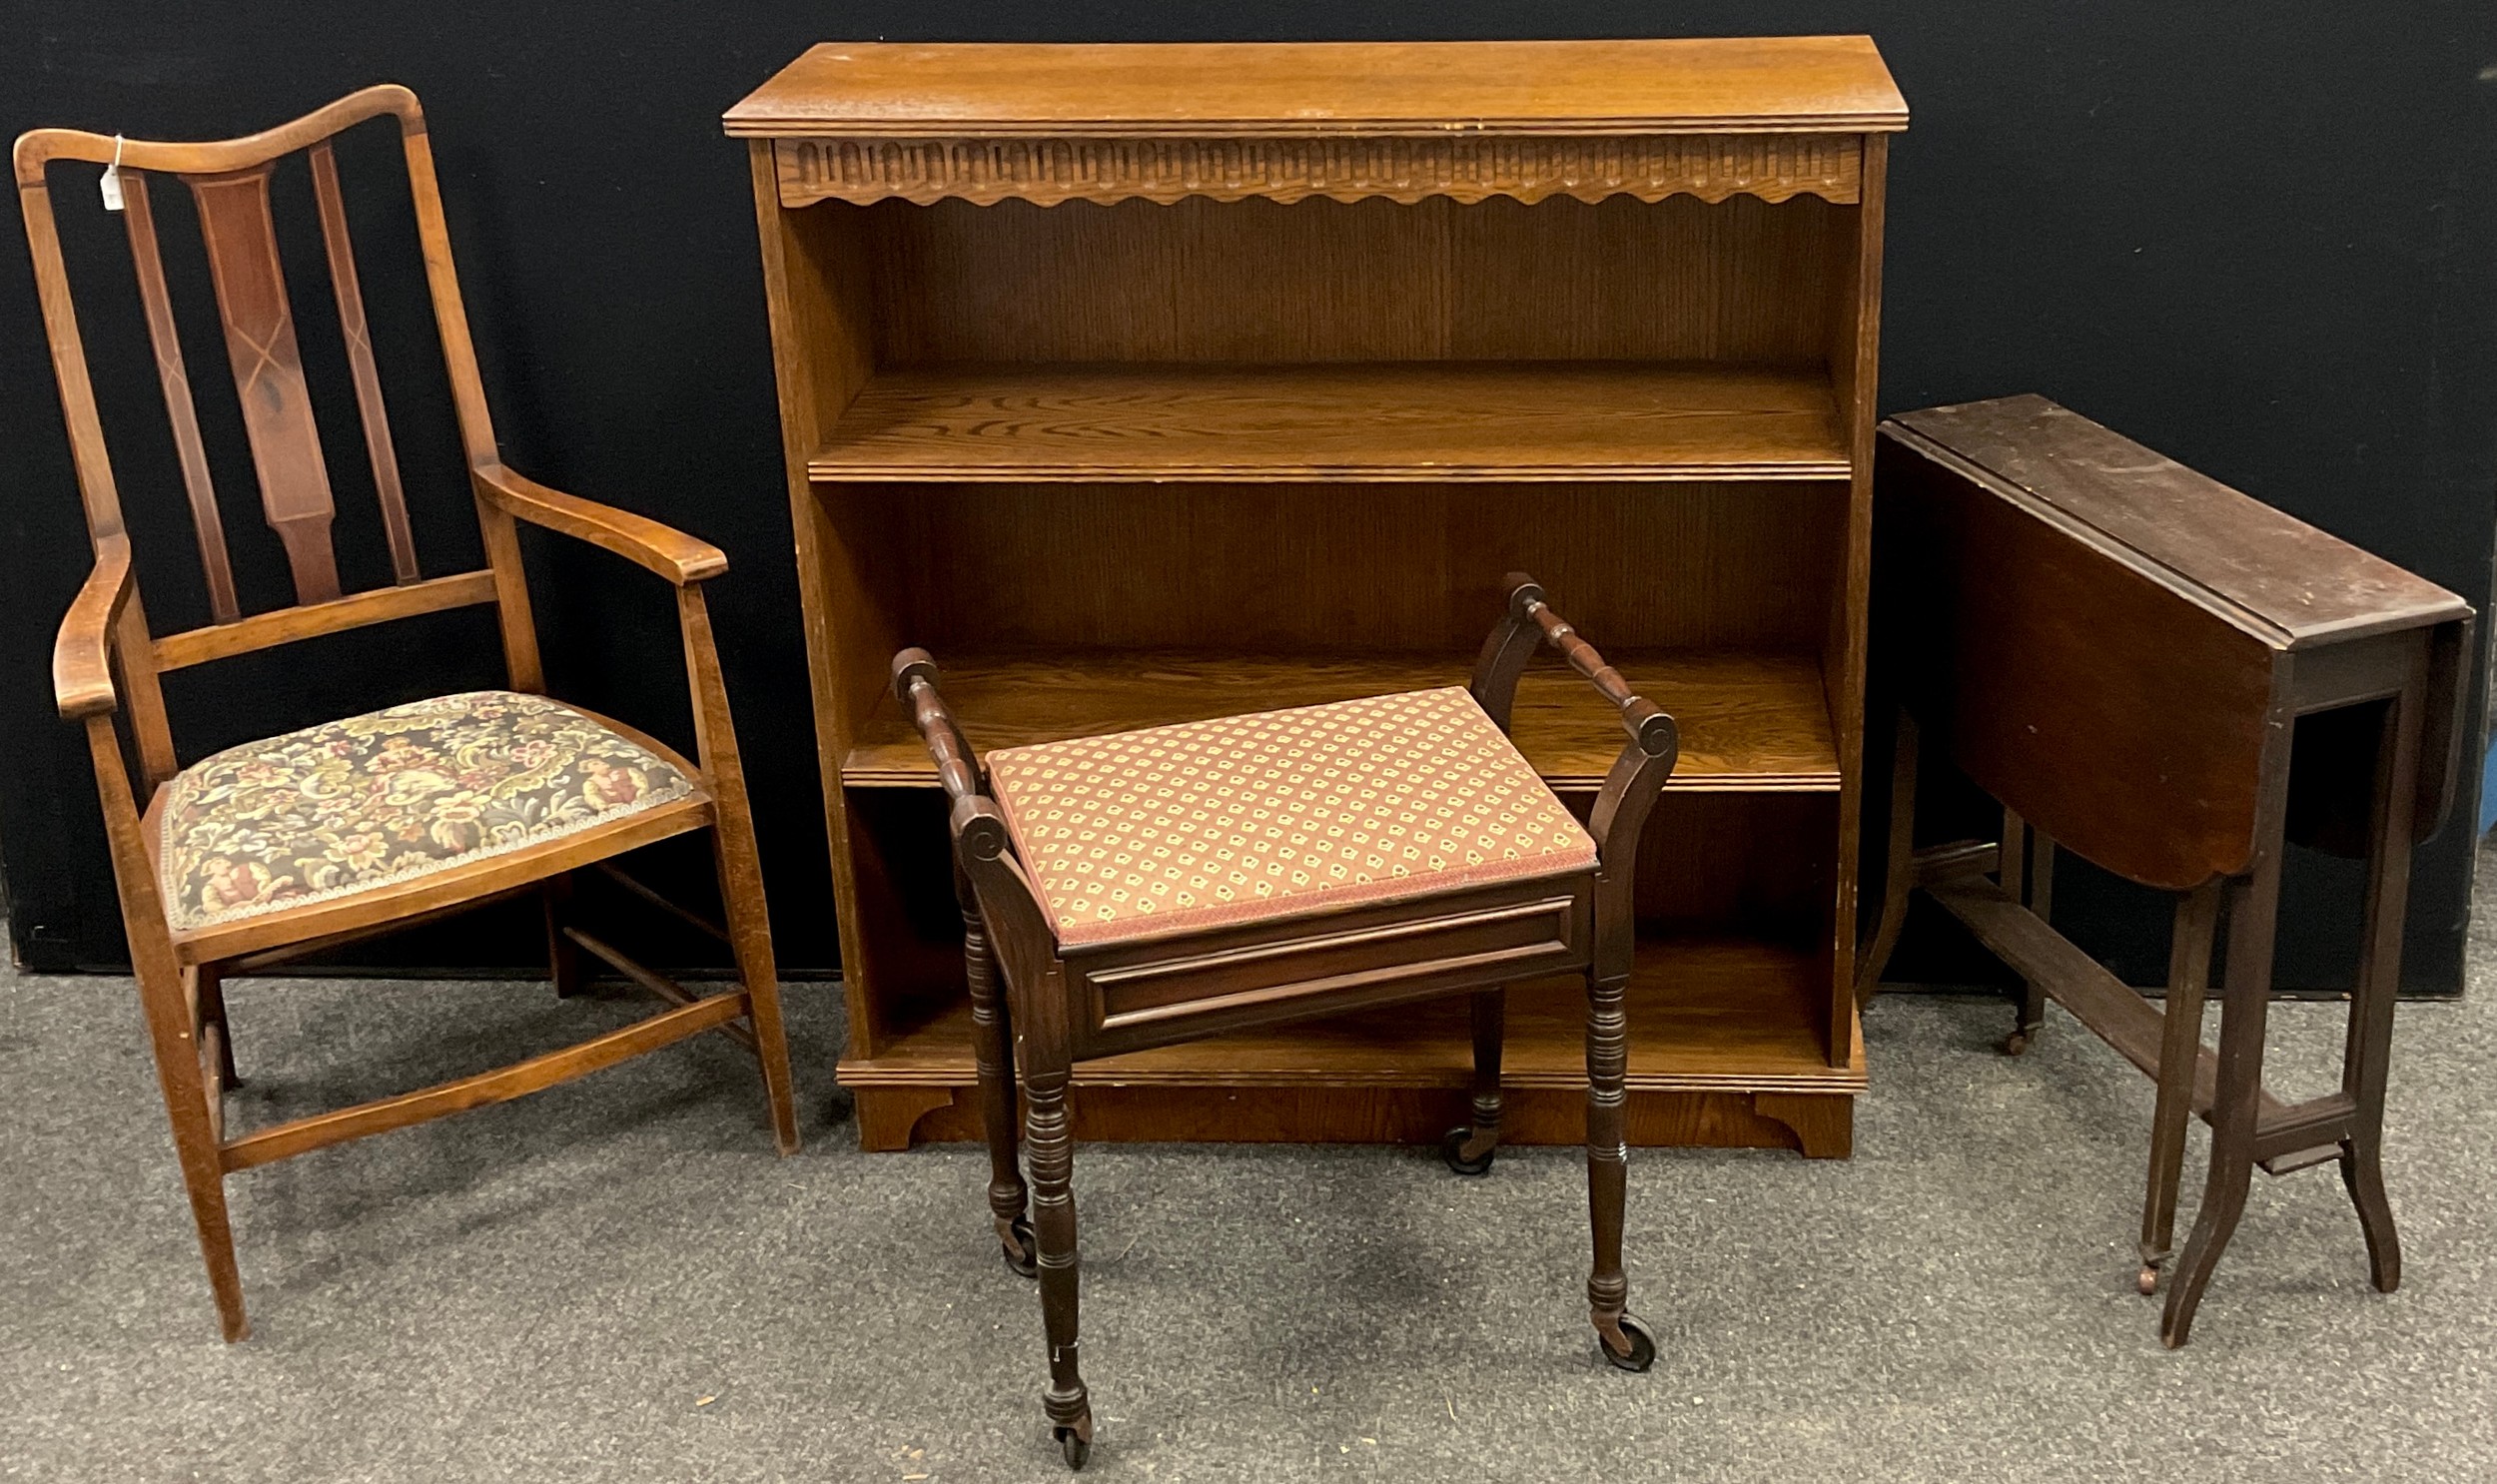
{"left": 728, "top": 38, "right": 1907, "bottom": 1155}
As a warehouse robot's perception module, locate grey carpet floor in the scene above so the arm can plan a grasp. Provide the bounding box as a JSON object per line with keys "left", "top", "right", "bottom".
{"left": 7, "top": 859, "right": 2497, "bottom": 1482}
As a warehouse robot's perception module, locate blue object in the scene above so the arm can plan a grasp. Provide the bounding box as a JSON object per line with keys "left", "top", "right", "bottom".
{"left": 2480, "top": 736, "right": 2497, "bottom": 835}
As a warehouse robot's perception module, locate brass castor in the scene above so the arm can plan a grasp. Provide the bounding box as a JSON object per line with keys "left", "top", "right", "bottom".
{"left": 1599, "top": 1313, "right": 1658, "bottom": 1373}
{"left": 2137, "top": 1263, "right": 2159, "bottom": 1296}
{"left": 2003, "top": 1030, "right": 2034, "bottom": 1057}
{"left": 1440, "top": 1125, "right": 1496, "bottom": 1177}
{"left": 1055, "top": 1422, "right": 1092, "bottom": 1470}
{"left": 1001, "top": 1216, "right": 1038, "bottom": 1279}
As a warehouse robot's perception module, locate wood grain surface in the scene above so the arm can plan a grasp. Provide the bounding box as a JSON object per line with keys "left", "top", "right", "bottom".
{"left": 877, "top": 482, "right": 1845, "bottom": 657}
{"left": 862, "top": 194, "right": 1843, "bottom": 367}
{"left": 810, "top": 361, "right": 1848, "bottom": 481}
{"left": 725, "top": 38, "right": 1908, "bottom": 138}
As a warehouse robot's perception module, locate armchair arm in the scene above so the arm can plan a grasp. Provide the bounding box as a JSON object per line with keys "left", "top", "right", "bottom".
{"left": 471, "top": 462, "right": 727, "bottom": 585}
{"left": 54, "top": 534, "right": 133, "bottom": 720}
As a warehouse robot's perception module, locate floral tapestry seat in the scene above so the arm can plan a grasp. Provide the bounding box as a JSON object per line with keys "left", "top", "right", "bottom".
{"left": 151, "top": 691, "right": 703, "bottom": 936}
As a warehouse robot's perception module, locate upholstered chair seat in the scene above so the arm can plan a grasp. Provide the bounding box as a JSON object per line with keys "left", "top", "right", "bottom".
{"left": 152, "top": 691, "right": 699, "bottom": 934}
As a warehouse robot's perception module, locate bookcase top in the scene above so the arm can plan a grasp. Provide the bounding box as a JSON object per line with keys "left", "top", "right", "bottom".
{"left": 725, "top": 37, "right": 1908, "bottom": 139}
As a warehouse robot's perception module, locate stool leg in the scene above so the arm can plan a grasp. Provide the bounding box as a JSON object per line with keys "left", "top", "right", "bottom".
{"left": 1442, "top": 988, "right": 1504, "bottom": 1175}
{"left": 1024, "top": 1061, "right": 1092, "bottom": 1467}
{"left": 2139, "top": 880, "right": 2221, "bottom": 1295}
{"left": 964, "top": 892, "right": 1035, "bottom": 1275}
{"left": 2161, "top": 854, "right": 2280, "bottom": 1348}
{"left": 1584, "top": 968, "right": 1653, "bottom": 1371}
{"left": 2341, "top": 684, "right": 2420, "bottom": 1293}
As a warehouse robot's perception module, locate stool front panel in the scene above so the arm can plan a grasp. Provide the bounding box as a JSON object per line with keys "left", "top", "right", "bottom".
{"left": 1066, "top": 874, "right": 1594, "bottom": 1058}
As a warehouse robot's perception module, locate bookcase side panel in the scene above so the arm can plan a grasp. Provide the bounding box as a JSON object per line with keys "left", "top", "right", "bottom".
{"left": 1821, "top": 134, "right": 1891, "bottom": 1065}
{"left": 748, "top": 154, "right": 888, "bottom": 1052}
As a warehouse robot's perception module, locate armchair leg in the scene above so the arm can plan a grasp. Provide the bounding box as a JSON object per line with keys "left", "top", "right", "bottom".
{"left": 541, "top": 872, "right": 585, "bottom": 999}
{"left": 711, "top": 820, "right": 799, "bottom": 1156}
{"left": 138, "top": 953, "right": 249, "bottom": 1340}
{"left": 197, "top": 963, "right": 242, "bottom": 1088}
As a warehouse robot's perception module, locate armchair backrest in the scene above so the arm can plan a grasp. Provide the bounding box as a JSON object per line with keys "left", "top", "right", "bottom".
{"left": 16, "top": 85, "right": 536, "bottom": 788}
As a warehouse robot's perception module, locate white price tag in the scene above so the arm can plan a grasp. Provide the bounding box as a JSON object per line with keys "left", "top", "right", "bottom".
{"left": 99, "top": 134, "right": 125, "bottom": 212}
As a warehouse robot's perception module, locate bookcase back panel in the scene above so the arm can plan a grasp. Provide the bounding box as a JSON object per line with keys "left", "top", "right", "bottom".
{"left": 1627, "top": 790, "right": 1833, "bottom": 940}
{"left": 880, "top": 480, "right": 1847, "bottom": 653}
{"left": 857, "top": 194, "right": 1847, "bottom": 366}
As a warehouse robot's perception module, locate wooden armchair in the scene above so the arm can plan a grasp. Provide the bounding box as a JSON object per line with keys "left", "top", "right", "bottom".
{"left": 17, "top": 85, "right": 797, "bottom": 1342}
{"left": 895, "top": 575, "right": 1679, "bottom": 1469}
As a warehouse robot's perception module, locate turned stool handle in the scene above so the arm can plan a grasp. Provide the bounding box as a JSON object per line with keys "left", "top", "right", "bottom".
{"left": 1471, "top": 573, "right": 1678, "bottom": 761}
{"left": 892, "top": 647, "right": 983, "bottom": 806}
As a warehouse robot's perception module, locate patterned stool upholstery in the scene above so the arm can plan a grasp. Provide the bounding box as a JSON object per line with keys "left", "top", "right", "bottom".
{"left": 156, "top": 691, "right": 697, "bottom": 933}
{"left": 986, "top": 687, "right": 1597, "bottom": 947}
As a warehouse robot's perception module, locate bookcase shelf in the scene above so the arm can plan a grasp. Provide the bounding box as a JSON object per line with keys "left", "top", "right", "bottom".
{"left": 733, "top": 36, "right": 1905, "bottom": 1157}
{"left": 809, "top": 362, "right": 1850, "bottom": 482}
{"left": 840, "top": 649, "right": 1840, "bottom": 793}
{"left": 854, "top": 938, "right": 1844, "bottom": 1089}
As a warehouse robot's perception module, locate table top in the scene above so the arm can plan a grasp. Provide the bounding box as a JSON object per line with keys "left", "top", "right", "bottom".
{"left": 724, "top": 37, "right": 1908, "bottom": 138}
{"left": 1888, "top": 395, "right": 2469, "bottom": 651}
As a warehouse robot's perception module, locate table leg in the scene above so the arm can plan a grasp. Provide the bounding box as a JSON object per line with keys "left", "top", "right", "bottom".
{"left": 2001, "top": 808, "right": 2048, "bottom": 1057}
{"left": 2342, "top": 677, "right": 2422, "bottom": 1294}
{"left": 2030, "top": 832, "right": 2056, "bottom": 922}
{"left": 2161, "top": 848, "right": 2282, "bottom": 1348}
{"left": 2138, "top": 879, "right": 2221, "bottom": 1295}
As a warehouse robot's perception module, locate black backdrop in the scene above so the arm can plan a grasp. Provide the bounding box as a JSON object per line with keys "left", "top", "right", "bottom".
{"left": 4, "top": 3, "right": 2493, "bottom": 992}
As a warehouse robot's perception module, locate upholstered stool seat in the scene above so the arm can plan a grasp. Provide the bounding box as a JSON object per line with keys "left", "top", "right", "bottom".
{"left": 153, "top": 691, "right": 699, "bottom": 934}
{"left": 985, "top": 686, "right": 1597, "bottom": 947}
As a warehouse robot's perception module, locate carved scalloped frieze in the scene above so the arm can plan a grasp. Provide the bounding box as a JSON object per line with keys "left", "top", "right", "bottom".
{"left": 775, "top": 134, "right": 1861, "bottom": 209}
